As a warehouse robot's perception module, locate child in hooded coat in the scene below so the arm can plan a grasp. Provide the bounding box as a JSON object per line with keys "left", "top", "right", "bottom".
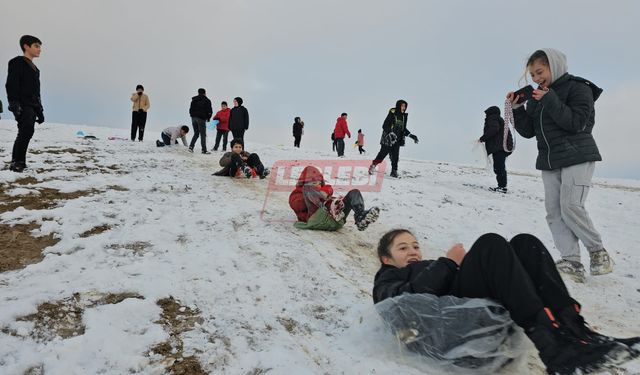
{"left": 289, "top": 166, "right": 380, "bottom": 231}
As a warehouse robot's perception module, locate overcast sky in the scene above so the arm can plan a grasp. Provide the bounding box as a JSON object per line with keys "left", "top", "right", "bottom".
{"left": 2, "top": 0, "right": 639, "bottom": 179}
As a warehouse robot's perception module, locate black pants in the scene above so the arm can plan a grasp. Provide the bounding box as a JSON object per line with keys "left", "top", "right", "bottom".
{"left": 294, "top": 135, "right": 302, "bottom": 148}
{"left": 228, "top": 153, "right": 264, "bottom": 177}
{"left": 158, "top": 132, "right": 179, "bottom": 147}
{"left": 341, "top": 189, "right": 365, "bottom": 218}
{"left": 450, "top": 233, "right": 578, "bottom": 328}
{"left": 131, "top": 111, "right": 147, "bottom": 141}
{"left": 332, "top": 139, "right": 337, "bottom": 151}
{"left": 231, "top": 129, "right": 245, "bottom": 142}
{"left": 189, "top": 117, "right": 207, "bottom": 152}
{"left": 214, "top": 130, "right": 229, "bottom": 151}
{"left": 336, "top": 138, "right": 345, "bottom": 156}
{"left": 491, "top": 151, "right": 510, "bottom": 188}
{"left": 358, "top": 145, "right": 365, "bottom": 154}
{"left": 372, "top": 144, "right": 401, "bottom": 171}
{"left": 12, "top": 106, "right": 36, "bottom": 164}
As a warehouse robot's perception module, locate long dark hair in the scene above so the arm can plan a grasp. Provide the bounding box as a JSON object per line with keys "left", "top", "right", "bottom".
{"left": 377, "top": 229, "right": 413, "bottom": 263}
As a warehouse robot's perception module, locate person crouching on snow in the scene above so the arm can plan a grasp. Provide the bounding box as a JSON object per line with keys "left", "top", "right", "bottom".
{"left": 156, "top": 125, "right": 189, "bottom": 147}
{"left": 288, "top": 166, "right": 380, "bottom": 231}
{"left": 373, "top": 229, "right": 639, "bottom": 375}
{"left": 213, "top": 138, "right": 269, "bottom": 179}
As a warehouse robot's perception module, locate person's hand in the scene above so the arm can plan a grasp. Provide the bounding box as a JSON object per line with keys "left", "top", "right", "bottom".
{"left": 532, "top": 87, "right": 549, "bottom": 101}
{"left": 506, "top": 91, "right": 524, "bottom": 109}
{"left": 478, "top": 137, "right": 484, "bottom": 143}
{"left": 8, "top": 101, "right": 21, "bottom": 118}
{"left": 35, "top": 111, "right": 45, "bottom": 124}
{"left": 409, "top": 134, "right": 419, "bottom": 144}
{"left": 446, "top": 243, "right": 466, "bottom": 266}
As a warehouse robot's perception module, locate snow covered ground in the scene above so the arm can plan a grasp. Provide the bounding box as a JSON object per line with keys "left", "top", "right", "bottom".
{"left": 1, "top": 121, "right": 639, "bottom": 375}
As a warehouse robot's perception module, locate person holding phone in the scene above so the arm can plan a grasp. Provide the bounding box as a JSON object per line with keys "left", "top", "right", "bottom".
{"left": 506, "top": 48, "right": 611, "bottom": 283}
{"left": 130, "top": 84, "right": 150, "bottom": 141}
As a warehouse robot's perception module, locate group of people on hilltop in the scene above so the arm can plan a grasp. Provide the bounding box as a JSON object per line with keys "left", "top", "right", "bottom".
{"left": 4, "top": 34, "right": 637, "bottom": 375}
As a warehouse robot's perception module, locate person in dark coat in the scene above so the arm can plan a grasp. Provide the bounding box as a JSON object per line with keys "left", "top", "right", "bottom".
{"left": 5, "top": 35, "right": 44, "bottom": 173}
{"left": 368, "top": 100, "right": 418, "bottom": 178}
{"left": 508, "top": 48, "right": 612, "bottom": 282}
{"left": 373, "top": 229, "right": 639, "bottom": 375}
{"left": 188, "top": 88, "right": 213, "bottom": 154}
{"left": 292, "top": 117, "right": 304, "bottom": 148}
{"left": 479, "top": 106, "right": 513, "bottom": 193}
{"left": 229, "top": 97, "right": 249, "bottom": 142}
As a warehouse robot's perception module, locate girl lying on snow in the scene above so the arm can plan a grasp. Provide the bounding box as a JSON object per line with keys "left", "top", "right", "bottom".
{"left": 288, "top": 166, "right": 380, "bottom": 231}
{"left": 213, "top": 138, "right": 269, "bottom": 179}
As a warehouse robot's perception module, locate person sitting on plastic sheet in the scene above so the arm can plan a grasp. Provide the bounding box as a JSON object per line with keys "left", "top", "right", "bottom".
{"left": 156, "top": 126, "right": 189, "bottom": 147}
{"left": 373, "top": 229, "right": 639, "bottom": 375}
{"left": 213, "top": 138, "right": 269, "bottom": 179}
{"left": 288, "top": 165, "right": 380, "bottom": 231}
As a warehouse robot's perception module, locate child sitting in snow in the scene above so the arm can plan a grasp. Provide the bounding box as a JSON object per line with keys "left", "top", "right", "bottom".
{"left": 213, "top": 138, "right": 269, "bottom": 179}
{"left": 288, "top": 166, "right": 380, "bottom": 231}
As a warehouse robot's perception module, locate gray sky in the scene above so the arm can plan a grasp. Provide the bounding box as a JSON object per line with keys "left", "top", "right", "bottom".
{"left": 2, "top": 0, "right": 639, "bottom": 179}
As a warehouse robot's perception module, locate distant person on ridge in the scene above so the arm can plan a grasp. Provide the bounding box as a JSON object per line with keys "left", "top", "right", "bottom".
{"left": 5, "top": 35, "right": 44, "bottom": 173}
{"left": 130, "top": 84, "right": 150, "bottom": 141}
{"left": 333, "top": 113, "right": 351, "bottom": 157}
{"left": 292, "top": 116, "right": 304, "bottom": 148}
{"left": 357, "top": 129, "right": 366, "bottom": 154}
{"left": 212, "top": 101, "right": 231, "bottom": 151}
{"left": 188, "top": 88, "right": 213, "bottom": 154}
{"left": 368, "top": 99, "right": 419, "bottom": 178}
{"left": 478, "top": 106, "right": 513, "bottom": 193}
{"left": 229, "top": 97, "right": 249, "bottom": 142}
{"left": 156, "top": 126, "right": 190, "bottom": 147}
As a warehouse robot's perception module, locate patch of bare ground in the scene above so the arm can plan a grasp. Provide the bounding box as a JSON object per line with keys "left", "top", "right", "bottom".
{"left": 3, "top": 292, "right": 144, "bottom": 342}
{"left": 106, "top": 241, "right": 152, "bottom": 255}
{"left": 79, "top": 224, "right": 113, "bottom": 238}
{"left": 30, "top": 148, "right": 84, "bottom": 155}
{"left": 150, "top": 297, "right": 206, "bottom": 375}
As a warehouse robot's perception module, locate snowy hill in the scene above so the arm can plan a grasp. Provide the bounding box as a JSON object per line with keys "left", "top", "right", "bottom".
{"left": 1, "top": 121, "right": 639, "bottom": 375}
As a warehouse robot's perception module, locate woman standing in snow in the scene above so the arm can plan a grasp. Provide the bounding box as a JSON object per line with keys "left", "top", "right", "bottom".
{"left": 507, "top": 48, "right": 612, "bottom": 282}
{"left": 292, "top": 117, "right": 304, "bottom": 148}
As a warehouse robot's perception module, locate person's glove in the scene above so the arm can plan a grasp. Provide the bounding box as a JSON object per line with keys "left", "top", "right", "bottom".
{"left": 409, "top": 134, "right": 419, "bottom": 144}
{"left": 35, "top": 110, "right": 45, "bottom": 124}
{"left": 383, "top": 132, "right": 398, "bottom": 146}
{"left": 8, "top": 101, "right": 22, "bottom": 118}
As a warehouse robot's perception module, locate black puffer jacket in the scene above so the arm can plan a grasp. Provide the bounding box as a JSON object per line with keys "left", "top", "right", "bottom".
{"left": 514, "top": 73, "right": 602, "bottom": 170}
{"left": 379, "top": 100, "right": 411, "bottom": 146}
{"left": 189, "top": 95, "right": 213, "bottom": 121}
{"left": 372, "top": 258, "right": 459, "bottom": 304}
{"left": 5, "top": 56, "right": 42, "bottom": 110}
{"left": 480, "top": 106, "right": 513, "bottom": 155}
{"left": 229, "top": 106, "right": 249, "bottom": 132}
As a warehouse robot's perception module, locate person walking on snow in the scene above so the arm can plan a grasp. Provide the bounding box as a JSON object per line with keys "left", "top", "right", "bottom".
{"left": 333, "top": 113, "right": 351, "bottom": 157}
{"left": 212, "top": 101, "right": 231, "bottom": 151}
{"left": 5, "top": 35, "right": 44, "bottom": 173}
{"left": 229, "top": 96, "right": 249, "bottom": 142}
{"left": 356, "top": 129, "right": 366, "bottom": 154}
{"left": 368, "top": 100, "right": 418, "bottom": 178}
{"left": 188, "top": 88, "right": 213, "bottom": 154}
{"left": 479, "top": 106, "right": 513, "bottom": 193}
{"left": 373, "top": 229, "right": 640, "bottom": 375}
{"left": 130, "top": 84, "right": 150, "bottom": 141}
{"left": 507, "top": 48, "right": 612, "bottom": 283}
{"left": 293, "top": 117, "right": 304, "bottom": 148}
{"left": 289, "top": 166, "right": 380, "bottom": 231}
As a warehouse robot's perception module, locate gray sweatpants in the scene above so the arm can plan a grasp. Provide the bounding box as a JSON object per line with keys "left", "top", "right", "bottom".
{"left": 541, "top": 162, "right": 604, "bottom": 262}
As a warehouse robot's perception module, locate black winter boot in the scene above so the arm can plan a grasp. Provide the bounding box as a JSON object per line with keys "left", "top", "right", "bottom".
{"left": 557, "top": 304, "right": 640, "bottom": 349}
{"left": 354, "top": 206, "right": 380, "bottom": 231}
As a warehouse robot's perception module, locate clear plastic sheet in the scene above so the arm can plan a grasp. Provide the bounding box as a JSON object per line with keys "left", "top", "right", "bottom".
{"left": 375, "top": 293, "right": 529, "bottom": 374}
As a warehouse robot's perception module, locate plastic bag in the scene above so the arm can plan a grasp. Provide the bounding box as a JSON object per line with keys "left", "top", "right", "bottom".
{"left": 375, "top": 293, "right": 529, "bottom": 374}
{"left": 471, "top": 140, "right": 493, "bottom": 173}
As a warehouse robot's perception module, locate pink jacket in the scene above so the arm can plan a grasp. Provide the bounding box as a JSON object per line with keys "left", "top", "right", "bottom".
{"left": 357, "top": 133, "right": 364, "bottom": 146}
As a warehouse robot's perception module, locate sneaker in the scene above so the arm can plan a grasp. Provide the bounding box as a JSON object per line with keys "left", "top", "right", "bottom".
{"left": 156, "top": 140, "right": 163, "bottom": 147}
{"left": 9, "top": 161, "right": 25, "bottom": 173}
{"left": 354, "top": 206, "right": 380, "bottom": 231}
{"left": 556, "top": 259, "right": 586, "bottom": 283}
{"left": 212, "top": 148, "right": 218, "bottom": 151}
{"left": 202, "top": 151, "right": 211, "bottom": 154}
{"left": 489, "top": 186, "right": 508, "bottom": 193}
{"left": 590, "top": 249, "right": 613, "bottom": 276}
{"left": 389, "top": 170, "right": 399, "bottom": 178}
{"left": 259, "top": 168, "right": 270, "bottom": 180}
{"left": 241, "top": 165, "right": 253, "bottom": 178}
{"left": 368, "top": 164, "right": 376, "bottom": 175}
{"left": 188, "top": 148, "right": 194, "bottom": 153}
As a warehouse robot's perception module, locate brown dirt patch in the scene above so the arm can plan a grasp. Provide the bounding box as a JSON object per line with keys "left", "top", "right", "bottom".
{"left": 79, "top": 224, "right": 113, "bottom": 238}
{"left": 0, "top": 223, "right": 60, "bottom": 273}
{"left": 150, "top": 297, "right": 206, "bottom": 375}
{"left": 30, "top": 148, "right": 84, "bottom": 155}
{"left": 11, "top": 292, "right": 144, "bottom": 342}
{"left": 106, "top": 241, "right": 152, "bottom": 255}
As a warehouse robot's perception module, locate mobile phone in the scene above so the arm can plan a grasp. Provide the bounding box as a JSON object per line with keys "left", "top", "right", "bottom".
{"left": 513, "top": 85, "right": 534, "bottom": 104}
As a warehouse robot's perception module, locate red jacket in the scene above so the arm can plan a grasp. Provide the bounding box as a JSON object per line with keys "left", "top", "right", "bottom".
{"left": 289, "top": 166, "right": 334, "bottom": 222}
{"left": 333, "top": 117, "right": 351, "bottom": 139}
{"left": 213, "top": 107, "right": 231, "bottom": 132}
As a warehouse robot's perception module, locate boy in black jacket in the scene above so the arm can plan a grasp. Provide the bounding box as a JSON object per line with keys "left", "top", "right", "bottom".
{"left": 5, "top": 35, "right": 44, "bottom": 173}
{"left": 188, "top": 88, "right": 213, "bottom": 154}
{"left": 373, "top": 229, "right": 638, "bottom": 374}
